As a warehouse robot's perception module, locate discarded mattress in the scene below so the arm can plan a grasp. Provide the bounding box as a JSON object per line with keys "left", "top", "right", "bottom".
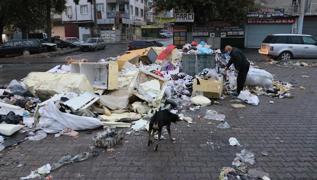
{"left": 38, "top": 101, "right": 102, "bottom": 133}
{"left": 23, "top": 72, "right": 94, "bottom": 99}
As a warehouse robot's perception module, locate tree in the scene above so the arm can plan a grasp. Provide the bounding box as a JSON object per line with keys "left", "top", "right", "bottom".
{"left": 0, "top": 0, "right": 14, "bottom": 43}
{"left": 155, "top": 0, "right": 255, "bottom": 25}
{"left": 45, "top": 0, "right": 66, "bottom": 38}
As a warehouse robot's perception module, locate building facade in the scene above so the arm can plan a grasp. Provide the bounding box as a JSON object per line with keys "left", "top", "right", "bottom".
{"left": 61, "top": 0, "right": 146, "bottom": 42}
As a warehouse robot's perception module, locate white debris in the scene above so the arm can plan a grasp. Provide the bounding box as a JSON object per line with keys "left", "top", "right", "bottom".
{"left": 131, "top": 119, "right": 148, "bottom": 131}
{"left": 27, "top": 130, "right": 47, "bottom": 141}
{"left": 229, "top": 137, "right": 240, "bottom": 146}
{"left": 204, "top": 110, "right": 225, "bottom": 121}
{"left": 190, "top": 95, "right": 211, "bottom": 106}
{"left": 237, "top": 90, "right": 260, "bottom": 106}
{"left": 217, "top": 122, "right": 231, "bottom": 129}
{"left": 21, "top": 164, "right": 51, "bottom": 179}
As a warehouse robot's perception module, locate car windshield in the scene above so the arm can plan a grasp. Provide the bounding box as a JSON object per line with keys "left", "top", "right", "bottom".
{"left": 86, "top": 39, "right": 97, "bottom": 43}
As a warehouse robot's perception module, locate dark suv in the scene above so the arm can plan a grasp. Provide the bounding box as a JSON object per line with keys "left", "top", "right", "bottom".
{"left": 0, "top": 39, "right": 45, "bottom": 57}
{"left": 128, "top": 40, "right": 163, "bottom": 50}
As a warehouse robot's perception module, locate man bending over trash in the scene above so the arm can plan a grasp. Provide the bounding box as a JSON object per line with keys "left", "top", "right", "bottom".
{"left": 225, "top": 45, "right": 250, "bottom": 96}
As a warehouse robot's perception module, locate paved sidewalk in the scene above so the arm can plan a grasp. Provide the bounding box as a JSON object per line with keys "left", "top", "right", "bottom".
{"left": 0, "top": 62, "right": 316, "bottom": 180}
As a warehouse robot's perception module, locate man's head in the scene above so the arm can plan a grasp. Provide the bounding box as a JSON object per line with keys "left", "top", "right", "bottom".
{"left": 225, "top": 45, "right": 233, "bottom": 53}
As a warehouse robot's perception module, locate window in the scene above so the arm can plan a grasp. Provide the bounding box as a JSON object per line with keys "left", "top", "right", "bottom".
{"left": 135, "top": 7, "right": 139, "bottom": 16}
{"left": 274, "top": 36, "right": 289, "bottom": 44}
{"left": 290, "top": 36, "right": 302, "bottom": 44}
{"left": 66, "top": 6, "right": 72, "bottom": 18}
{"left": 80, "top": 5, "right": 88, "bottom": 15}
{"left": 302, "top": 36, "right": 316, "bottom": 44}
{"left": 96, "top": 3, "right": 104, "bottom": 12}
{"left": 130, "top": 5, "right": 133, "bottom": 15}
{"left": 141, "top": 9, "right": 144, "bottom": 17}
{"left": 141, "top": 0, "right": 144, "bottom": 3}
{"left": 263, "top": 35, "right": 274, "bottom": 43}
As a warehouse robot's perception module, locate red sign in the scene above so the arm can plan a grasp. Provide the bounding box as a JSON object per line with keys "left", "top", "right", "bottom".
{"left": 247, "top": 18, "right": 295, "bottom": 24}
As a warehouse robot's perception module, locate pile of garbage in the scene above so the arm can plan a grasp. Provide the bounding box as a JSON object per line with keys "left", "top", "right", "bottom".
{"left": 0, "top": 41, "right": 294, "bottom": 151}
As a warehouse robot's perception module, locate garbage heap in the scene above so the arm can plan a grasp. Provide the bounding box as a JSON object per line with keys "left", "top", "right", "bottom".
{"left": 0, "top": 41, "right": 293, "bottom": 151}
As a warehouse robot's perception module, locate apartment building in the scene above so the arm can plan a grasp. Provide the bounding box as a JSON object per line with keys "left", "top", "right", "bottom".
{"left": 61, "top": 0, "right": 145, "bottom": 42}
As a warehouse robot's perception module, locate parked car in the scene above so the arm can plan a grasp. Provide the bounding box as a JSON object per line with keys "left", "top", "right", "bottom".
{"left": 128, "top": 40, "right": 163, "bottom": 50}
{"left": 0, "top": 39, "right": 45, "bottom": 57}
{"left": 65, "top": 37, "right": 82, "bottom": 47}
{"left": 259, "top": 34, "right": 317, "bottom": 61}
{"left": 159, "top": 30, "right": 173, "bottom": 38}
{"left": 43, "top": 37, "right": 77, "bottom": 49}
{"left": 80, "top": 38, "right": 106, "bottom": 51}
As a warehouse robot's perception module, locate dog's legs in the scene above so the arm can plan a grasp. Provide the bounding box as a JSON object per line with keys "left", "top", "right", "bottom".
{"left": 147, "top": 129, "right": 152, "bottom": 147}
{"left": 154, "top": 128, "right": 162, "bottom": 151}
{"left": 167, "top": 125, "right": 176, "bottom": 142}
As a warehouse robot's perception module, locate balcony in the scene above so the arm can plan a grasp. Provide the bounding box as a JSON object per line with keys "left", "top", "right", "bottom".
{"left": 106, "top": 0, "right": 129, "bottom": 3}
{"left": 107, "top": 11, "right": 130, "bottom": 19}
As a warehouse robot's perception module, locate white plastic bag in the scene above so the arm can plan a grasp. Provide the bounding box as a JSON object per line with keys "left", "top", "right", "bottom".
{"left": 191, "top": 95, "right": 211, "bottom": 106}
{"left": 38, "top": 101, "right": 102, "bottom": 133}
{"left": 0, "top": 124, "right": 23, "bottom": 136}
{"left": 238, "top": 90, "right": 260, "bottom": 106}
{"left": 246, "top": 68, "right": 273, "bottom": 89}
{"left": 204, "top": 110, "right": 225, "bottom": 121}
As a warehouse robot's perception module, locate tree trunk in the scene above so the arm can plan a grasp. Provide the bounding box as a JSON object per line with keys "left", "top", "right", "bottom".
{"left": 46, "top": 0, "right": 52, "bottom": 38}
{"left": 0, "top": 24, "right": 3, "bottom": 44}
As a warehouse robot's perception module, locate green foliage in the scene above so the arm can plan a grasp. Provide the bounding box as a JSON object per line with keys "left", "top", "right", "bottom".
{"left": 155, "top": 0, "right": 255, "bottom": 24}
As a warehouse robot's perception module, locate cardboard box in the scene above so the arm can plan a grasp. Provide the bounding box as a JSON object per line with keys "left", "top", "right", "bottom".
{"left": 129, "top": 70, "right": 167, "bottom": 107}
{"left": 117, "top": 48, "right": 157, "bottom": 70}
{"left": 70, "top": 61, "right": 118, "bottom": 90}
{"left": 193, "top": 76, "right": 223, "bottom": 99}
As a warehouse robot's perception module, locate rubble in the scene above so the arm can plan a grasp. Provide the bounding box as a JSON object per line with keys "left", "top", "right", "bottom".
{"left": 93, "top": 128, "right": 124, "bottom": 148}
{"left": 0, "top": 40, "right": 293, "bottom": 178}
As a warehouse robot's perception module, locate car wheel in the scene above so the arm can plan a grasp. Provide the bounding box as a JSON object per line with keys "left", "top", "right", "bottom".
{"left": 23, "top": 50, "right": 30, "bottom": 56}
{"left": 279, "top": 51, "right": 292, "bottom": 61}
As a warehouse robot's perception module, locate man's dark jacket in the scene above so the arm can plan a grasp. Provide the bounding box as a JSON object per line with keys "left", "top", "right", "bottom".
{"left": 226, "top": 48, "right": 250, "bottom": 71}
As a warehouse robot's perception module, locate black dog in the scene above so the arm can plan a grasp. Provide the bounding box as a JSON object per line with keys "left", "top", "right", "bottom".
{"left": 148, "top": 109, "right": 180, "bottom": 151}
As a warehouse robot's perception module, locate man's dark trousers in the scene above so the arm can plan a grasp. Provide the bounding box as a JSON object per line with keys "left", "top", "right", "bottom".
{"left": 237, "top": 64, "right": 250, "bottom": 95}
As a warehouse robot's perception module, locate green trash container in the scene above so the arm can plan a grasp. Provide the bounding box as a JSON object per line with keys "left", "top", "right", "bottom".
{"left": 181, "top": 54, "right": 215, "bottom": 76}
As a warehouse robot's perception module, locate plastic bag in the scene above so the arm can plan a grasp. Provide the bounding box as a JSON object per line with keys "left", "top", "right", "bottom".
{"left": 229, "top": 137, "right": 240, "bottom": 146}
{"left": 217, "top": 122, "right": 231, "bottom": 129}
{"left": 191, "top": 95, "right": 211, "bottom": 106}
{"left": 27, "top": 130, "right": 47, "bottom": 141}
{"left": 7, "top": 80, "right": 27, "bottom": 95}
{"left": 131, "top": 119, "right": 148, "bottom": 131}
{"left": 237, "top": 90, "right": 260, "bottom": 106}
{"left": 38, "top": 101, "right": 102, "bottom": 133}
{"left": 246, "top": 68, "right": 273, "bottom": 89}
{"left": 204, "top": 110, "right": 225, "bottom": 121}
{"left": 233, "top": 149, "right": 255, "bottom": 166}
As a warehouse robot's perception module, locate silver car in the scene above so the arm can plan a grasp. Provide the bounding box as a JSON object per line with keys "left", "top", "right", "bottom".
{"left": 258, "top": 34, "right": 317, "bottom": 61}
{"left": 80, "top": 38, "right": 106, "bottom": 51}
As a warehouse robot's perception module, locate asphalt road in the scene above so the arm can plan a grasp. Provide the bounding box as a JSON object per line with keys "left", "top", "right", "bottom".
{"left": 0, "top": 43, "right": 128, "bottom": 85}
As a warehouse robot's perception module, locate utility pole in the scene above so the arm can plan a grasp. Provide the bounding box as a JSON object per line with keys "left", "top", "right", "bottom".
{"left": 92, "top": 0, "right": 100, "bottom": 37}
{"left": 298, "top": 0, "right": 307, "bottom": 34}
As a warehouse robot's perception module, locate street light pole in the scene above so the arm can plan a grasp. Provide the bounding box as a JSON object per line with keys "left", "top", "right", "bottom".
{"left": 298, "top": 0, "right": 307, "bottom": 34}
